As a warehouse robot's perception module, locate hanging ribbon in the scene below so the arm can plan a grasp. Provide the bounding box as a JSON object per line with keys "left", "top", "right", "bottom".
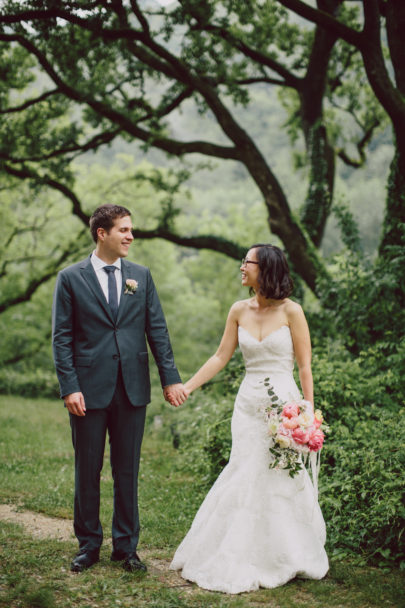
{"left": 309, "top": 450, "right": 321, "bottom": 499}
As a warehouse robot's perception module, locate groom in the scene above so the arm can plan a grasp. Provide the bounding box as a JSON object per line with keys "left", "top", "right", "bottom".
{"left": 52, "top": 204, "right": 187, "bottom": 573}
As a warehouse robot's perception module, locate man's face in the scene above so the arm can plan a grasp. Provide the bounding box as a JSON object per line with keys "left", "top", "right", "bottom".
{"left": 97, "top": 215, "right": 134, "bottom": 259}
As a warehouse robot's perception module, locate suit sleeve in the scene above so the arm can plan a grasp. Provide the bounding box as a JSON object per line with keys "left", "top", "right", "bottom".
{"left": 145, "top": 269, "right": 181, "bottom": 387}
{"left": 52, "top": 271, "right": 81, "bottom": 398}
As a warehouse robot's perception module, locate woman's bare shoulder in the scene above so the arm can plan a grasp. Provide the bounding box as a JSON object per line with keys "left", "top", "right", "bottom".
{"left": 229, "top": 298, "right": 253, "bottom": 317}
{"left": 284, "top": 298, "right": 305, "bottom": 319}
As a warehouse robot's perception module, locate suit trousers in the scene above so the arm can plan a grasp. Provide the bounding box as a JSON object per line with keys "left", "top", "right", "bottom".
{"left": 69, "top": 366, "right": 146, "bottom": 554}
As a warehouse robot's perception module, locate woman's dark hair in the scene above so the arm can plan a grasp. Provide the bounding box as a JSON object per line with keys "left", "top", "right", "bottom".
{"left": 248, "top": 244, "right": 293, "bottom": 299}
{"left": 89, "top": 204, "right": 132, "bottom": 243}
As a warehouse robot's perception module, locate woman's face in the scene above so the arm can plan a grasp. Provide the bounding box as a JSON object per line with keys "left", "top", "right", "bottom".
{"left": 240, "top": 248, "right": 260, "bottom": 289}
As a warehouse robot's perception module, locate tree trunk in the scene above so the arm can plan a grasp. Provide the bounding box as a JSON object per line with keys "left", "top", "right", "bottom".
{"left": 379, "top": 148, "right": 405, "bottom": 260}
{"left": 301, "top": 122, "right": 335, "bottom": 247}
{"left": 300, "top": 0, "right": 339, "bottom": 247}
{"left": 378, "top": 1, "right": 405, "bottom": 259}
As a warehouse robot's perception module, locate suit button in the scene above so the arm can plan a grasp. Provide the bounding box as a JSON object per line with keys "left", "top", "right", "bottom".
{"left": 112, "top": 354, "right": 120, "bottom": 360}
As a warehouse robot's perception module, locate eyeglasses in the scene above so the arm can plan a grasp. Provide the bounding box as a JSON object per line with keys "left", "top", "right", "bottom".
{"left": 241, "top": 258, "right": 259, "bottom": 266}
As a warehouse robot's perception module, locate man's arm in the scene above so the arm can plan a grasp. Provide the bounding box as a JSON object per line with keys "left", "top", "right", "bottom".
{"left": 52, "top": 271, "right": 86, "bottom": 414}
{"left": 144, "top": 269, "right": 186, "bottom": 406}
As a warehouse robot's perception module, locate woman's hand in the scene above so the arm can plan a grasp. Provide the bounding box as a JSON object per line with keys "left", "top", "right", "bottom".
{"left": 184, "top": 384, "right": 192, "bottom": 398}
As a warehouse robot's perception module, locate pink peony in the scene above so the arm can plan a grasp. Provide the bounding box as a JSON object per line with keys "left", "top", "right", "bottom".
{"left": 278, "top": 424, "right": 291, "bottom": 437}
{"left": 282, "top": 403, "right": 300, "bottom": 419}
{"left": 308, "top": 429, "right": 325, "bottom": 452}
{"left": 282, "top": 416, "right": 300, "bottom": 430}
{"left": 292, "top": 426, "right": 311, "bottom": 445}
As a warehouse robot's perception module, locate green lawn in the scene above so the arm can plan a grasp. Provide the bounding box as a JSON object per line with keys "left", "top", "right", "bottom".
{"left": 0, "top": 395, "right": 403, "bottom": 608}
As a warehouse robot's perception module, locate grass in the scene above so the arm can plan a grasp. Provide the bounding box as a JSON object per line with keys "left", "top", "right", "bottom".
{"left": 0, "top": 394, "right": 404, "bottom": 608}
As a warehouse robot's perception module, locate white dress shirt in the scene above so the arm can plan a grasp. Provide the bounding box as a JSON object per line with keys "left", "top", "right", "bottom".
{"left": 91, "top": 252, "right": 122, "bottom": 305}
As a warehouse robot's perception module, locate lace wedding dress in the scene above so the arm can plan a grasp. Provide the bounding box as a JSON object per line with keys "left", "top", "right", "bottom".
{"left": 170, "top": 325, "right": 329, "bottom": 594}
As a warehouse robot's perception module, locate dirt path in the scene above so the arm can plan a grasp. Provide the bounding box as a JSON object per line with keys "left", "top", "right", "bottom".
{"left": 0, "top": 503, "right": 192, "bottom": 589}
{"left": 0, "top": 503, "right": 74, "bottom": 541}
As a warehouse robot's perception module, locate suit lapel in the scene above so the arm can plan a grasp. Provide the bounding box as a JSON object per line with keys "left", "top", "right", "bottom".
{"left": 116, "top": 259, "right": 141, "bottom": 324}
{"left": 116, "top": 260, "right": 128, "bottom": 324}
{"left": 80, "top": 256, "right": 114, "bottom": 322}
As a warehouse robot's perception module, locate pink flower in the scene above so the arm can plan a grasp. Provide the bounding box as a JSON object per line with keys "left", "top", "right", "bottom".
{"left": 314, "top": 409, "right": 323, "bottom": 429}
{"left": 278, "top": 424, "right": 291, "bottom": 437}
{"left": 282, "top": 403, "right": 300, "bottom": 419}
{"left": 282, "top": 416, "right": 300, "bottom": 430}
{"left": 292, "top": 426, "right": 311, "bottom": 445}
{"left": 308, "top": 429, "right": 325, "bottom": 452}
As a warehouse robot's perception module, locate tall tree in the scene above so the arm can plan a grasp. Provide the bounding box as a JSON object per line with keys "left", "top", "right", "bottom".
{"left": 277, "top": 0, "right": 405, "bottom": 260}
{"left": 0, "top": 0, "right": 390, "bottom": 299}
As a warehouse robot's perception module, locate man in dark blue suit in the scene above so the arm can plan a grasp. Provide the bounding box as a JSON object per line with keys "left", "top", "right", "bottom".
{"left": 52, "top": 204, "right": 186, "bottom": 573}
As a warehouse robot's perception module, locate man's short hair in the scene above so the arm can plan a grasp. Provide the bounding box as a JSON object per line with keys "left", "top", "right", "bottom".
{"left": 89, "top": 204, "right": 132, "bottom": 243}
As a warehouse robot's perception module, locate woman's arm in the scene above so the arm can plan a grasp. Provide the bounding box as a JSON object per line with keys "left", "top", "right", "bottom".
{"left": 185, "top": 303, "right": 240, "bottom": 394}
{"left": 287, "top": 302, "right": 314, "bottom": 407}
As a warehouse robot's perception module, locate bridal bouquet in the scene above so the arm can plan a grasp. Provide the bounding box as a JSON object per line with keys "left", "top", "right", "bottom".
{"left": 263, "top": 378, "right": 328, "bottom": 478}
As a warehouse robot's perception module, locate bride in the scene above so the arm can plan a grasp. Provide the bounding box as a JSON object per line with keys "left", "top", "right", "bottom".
{"left": 170, "top": 244, "right": 329, "bottom": 593}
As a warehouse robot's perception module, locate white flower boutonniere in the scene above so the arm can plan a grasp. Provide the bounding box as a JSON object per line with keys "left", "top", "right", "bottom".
{"left": 124, "top": 279, "right": 138, "bottom": 295}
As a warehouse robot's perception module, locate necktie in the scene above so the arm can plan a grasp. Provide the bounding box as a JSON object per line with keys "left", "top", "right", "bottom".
{"left": 103, "top": 265, "right": 119, "bottom": 320}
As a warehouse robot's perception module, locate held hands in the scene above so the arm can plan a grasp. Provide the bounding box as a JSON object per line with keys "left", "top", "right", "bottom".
{"left": 163, "top": 383, "right": 189, "bottom": 407}
{"left": 64, "top": 392, "right": 86, "bottom": 416}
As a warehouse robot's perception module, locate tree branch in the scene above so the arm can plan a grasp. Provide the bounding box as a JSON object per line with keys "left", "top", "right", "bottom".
{"left": 276, "top": 0, "right": 363, "bottom": 47}
{"left": 202, "top": 24, "right": 302, "bottom": 90}
{"left": 2, "top": 162, "right": 89, "bottom": 225}
{"left": 234, "top": 77, "right": 288, "bottom": 87}
{"left": 130, "top": 0, "right": 150, "bottom": 34}
{"left": 0, "top": 228, "right": 88, "bottom": 313}
{"left": 277, "top": 0, "right": 405, "bottom": 133}
{"left": 1, "top": 253, "right": 61, "bottom": 279}
{"left": 337, "top": 117, "right": 380, "bottom": 168}
{"left": 0, "top": 88, "right": 59, "bottom": 114}
{"left": 132, "top": 227, "right": 246, "bottom": 260}
{"left": 0, "top": 32, "right": 240, "bottom": 161}
{"left": 0, "top": 129, "right": 120, "bottom": 163}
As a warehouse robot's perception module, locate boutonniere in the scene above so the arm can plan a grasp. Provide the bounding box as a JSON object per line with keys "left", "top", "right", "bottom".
{"left": 124, "top": 279, "right": 138, "bottom": 295}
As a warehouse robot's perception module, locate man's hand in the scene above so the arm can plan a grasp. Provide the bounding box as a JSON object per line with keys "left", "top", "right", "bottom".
{"left": 64, "top": 392, "right": 86, "bottom": 416}
{"left": 163, "top": 383, "right": 188, "bottom": 407}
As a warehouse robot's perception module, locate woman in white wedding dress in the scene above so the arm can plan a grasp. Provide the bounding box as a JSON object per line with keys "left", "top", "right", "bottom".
{"left": 170, "top": 244, "right": 329, "bottom": 593}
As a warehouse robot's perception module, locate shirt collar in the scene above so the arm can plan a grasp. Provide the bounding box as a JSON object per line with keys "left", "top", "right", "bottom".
{"left": 91, "top": 251, "right": 122, "bottom": 271}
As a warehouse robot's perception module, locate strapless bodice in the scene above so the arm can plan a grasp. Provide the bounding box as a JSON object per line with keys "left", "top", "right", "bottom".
{"left": 238, "top": 325, "right": 295, "bottom": 377}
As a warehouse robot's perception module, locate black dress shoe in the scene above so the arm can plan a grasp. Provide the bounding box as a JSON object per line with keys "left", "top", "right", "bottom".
{"left": 71, "top": 549, "right": 100, "bottom": 573}
{"left": 122, "top": 553, "right": 147, "bottom": 573}
{"left": 110, "top": 549, "right": 127, "bottom": 562}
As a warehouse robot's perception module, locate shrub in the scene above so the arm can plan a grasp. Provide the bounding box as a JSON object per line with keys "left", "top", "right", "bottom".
{"left": 320, "top": 406, "right": 405, "bottom": 568}
{"left": 311, "top": 339, "right": 404, "bottom": 425}
{"left": 316, "top": 247, "right": 404, "bottom": 355}
{"left": 0, "top": 368, "right": 59, "bottom": 399}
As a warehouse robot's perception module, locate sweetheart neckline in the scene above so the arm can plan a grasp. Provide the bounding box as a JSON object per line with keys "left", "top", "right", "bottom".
{"left": 238, "top": 324, "right": 290, "bottom": 343}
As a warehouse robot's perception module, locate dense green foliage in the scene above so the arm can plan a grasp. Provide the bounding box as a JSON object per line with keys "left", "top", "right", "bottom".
{"left": 321, "top": 407, "right": 404, "bottom": 568}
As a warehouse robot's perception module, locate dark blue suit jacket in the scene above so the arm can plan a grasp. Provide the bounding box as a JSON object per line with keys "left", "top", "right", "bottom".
{"left": 52, "top": 255, "right": 181, "bottom": 408}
